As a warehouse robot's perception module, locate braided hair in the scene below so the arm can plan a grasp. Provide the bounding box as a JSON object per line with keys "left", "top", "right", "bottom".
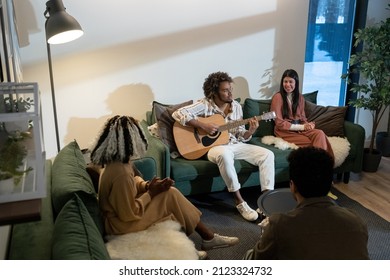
{"left": 90, "top": 115, "right": 148, "bottom": 166}
{"left": 202, "top": 71, "right": 233, "bottom": 99}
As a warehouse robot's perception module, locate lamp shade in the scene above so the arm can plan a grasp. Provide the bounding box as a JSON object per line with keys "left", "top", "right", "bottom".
{"left": 45, "top": 0, "right": 83, "bottom": 44}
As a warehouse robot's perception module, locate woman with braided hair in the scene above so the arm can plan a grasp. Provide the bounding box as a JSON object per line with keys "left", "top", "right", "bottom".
{"left": 90, "top": 115, "right": 238, "bottom": 255}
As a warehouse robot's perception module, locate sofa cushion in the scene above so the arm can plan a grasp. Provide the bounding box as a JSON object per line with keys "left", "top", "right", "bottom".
{"left": 302, "top": 90, "right": 318, "bottom": 104}
{"left": 151, "top": 100, "right": 192, "bottom": 124}
{"left": 305, "top": 101, "right": 348, "bottom": 137}
{"left": 51, "top": 140, "right": 104, "bottom": 236}
{"left": 132, "top": 157, "right": 157, "bottom": 181}
{"left": 243, "top": 99, "right": 274, "bottom": 137}
{"left": 152, "top": 100, "right": 193, "bottom": 158}
{"left": 52, "top": 193, "right": 110, "bottom": 260}
{"left": 52, "top": 140, "right": 94, "bottom": 213}
{"left": 243, "top": 91, "right": 319, "bottom": 137}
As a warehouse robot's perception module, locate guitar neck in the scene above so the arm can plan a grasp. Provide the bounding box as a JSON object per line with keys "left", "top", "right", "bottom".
{"left": 217, "top": 111, "right": 275, "bottom": 132}
{"left": 218, "top": 116, "right": 261, "bottom": 132}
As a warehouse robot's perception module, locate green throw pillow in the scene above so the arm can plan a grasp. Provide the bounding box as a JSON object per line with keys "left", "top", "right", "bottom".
{"left": 52, "top": 194, "right": 110, "bottom": 260}
{"left": 51, "top": 140, "right": 104, "bottom": 236}
{"left": 302, "top": 90, "right": 318, "bottom": 104}
{"left": 243, "top": 99, "right": 274, "bottom": 137}
{"left": 52, "top": 140, "right": 95, "bottom": 214}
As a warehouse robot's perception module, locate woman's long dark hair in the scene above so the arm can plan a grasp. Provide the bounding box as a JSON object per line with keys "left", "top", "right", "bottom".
{"left": 279, "top": 69, "right": 300, "bottom": 119}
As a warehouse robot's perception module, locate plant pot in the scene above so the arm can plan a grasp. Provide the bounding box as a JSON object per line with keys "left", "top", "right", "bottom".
{"left": 376, "top": 132, "right": 390, "bottom": 157}
{"left": 0, "top": 177, "right": 14, "bottom": 195}
{"left": 362, "top": 148, "right": 382, "bottom": 172}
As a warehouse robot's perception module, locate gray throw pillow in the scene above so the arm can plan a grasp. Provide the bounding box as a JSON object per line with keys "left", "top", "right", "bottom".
{"left": 305, "top": 101, "right": 347, "bottom": 137}
{"left": 152, "top": 100, "right": 193, "bottom": 157}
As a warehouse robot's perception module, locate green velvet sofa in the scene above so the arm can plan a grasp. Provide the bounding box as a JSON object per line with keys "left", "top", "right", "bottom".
{"left": 7, "top": 141, "right": 158, "bottom": 260}
{"left": 141, "top": 95, "right": 365, "bottom": 196}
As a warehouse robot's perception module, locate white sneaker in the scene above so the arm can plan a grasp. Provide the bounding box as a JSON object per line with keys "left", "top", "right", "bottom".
{"left": 236, "top": 201, "right": 258, "bottom": 221}
{"left": 201, "top": 233, "right": 239, "bottom": 250}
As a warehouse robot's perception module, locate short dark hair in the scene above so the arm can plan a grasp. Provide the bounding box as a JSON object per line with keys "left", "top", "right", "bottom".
{"left": 202, "top": 71, "right": 233, "bottom": 99}
{"left": 288, "top": 147, "right": 334, "bottom": 198}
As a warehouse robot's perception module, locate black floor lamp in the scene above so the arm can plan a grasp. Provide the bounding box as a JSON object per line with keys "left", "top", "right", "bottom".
{"left": 44, "top": 0, "right": 83, "bottom": 153}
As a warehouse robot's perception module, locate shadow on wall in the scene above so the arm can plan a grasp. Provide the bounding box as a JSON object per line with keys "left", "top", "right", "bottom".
{"left": 64, "top": 83, "right": 154, "bottom": 149}
{"left": 258, "top": 52, "right": 283, "bottom": 98}
{"left": 24, "top": 10, "right": 279, "bottom": 89}
{"left": 22, "top": 0, "right": 306, "bottom": 105}
{"left": 19, "top": 0, "right": 307, "bottom": 154}
{"left": 233, "top": 76, "right": 250, "bottom": 103}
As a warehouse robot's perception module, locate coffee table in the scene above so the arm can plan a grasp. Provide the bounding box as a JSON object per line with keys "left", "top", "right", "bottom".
{"left": 257, "top": 188, "right": 297, "bottom": 217}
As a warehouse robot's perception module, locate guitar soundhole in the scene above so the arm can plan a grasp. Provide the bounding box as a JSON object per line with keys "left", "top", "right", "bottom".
{"left": 202, "top": 132, "right": 221, "bottom": 147}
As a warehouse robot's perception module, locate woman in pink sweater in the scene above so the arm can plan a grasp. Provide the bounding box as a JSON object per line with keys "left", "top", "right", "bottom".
{"left": 270, "top": 69, "right": 334, "bottom": 158}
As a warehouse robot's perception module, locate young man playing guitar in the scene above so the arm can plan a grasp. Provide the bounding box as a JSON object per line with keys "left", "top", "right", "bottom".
{"left": 172, "top": 71, "right": 275, "bottom": 221}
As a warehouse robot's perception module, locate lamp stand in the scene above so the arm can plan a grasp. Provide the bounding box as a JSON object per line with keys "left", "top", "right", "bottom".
{"left": 46, "top": 42, "right": 61, "bottom": 153}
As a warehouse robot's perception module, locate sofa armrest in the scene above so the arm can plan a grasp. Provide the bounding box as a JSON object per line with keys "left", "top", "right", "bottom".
{"left": 343, "top": 120, "right": 365, "bottom": 173}
{"left": 140, "top": 120, "right": 171, "bottom": 178}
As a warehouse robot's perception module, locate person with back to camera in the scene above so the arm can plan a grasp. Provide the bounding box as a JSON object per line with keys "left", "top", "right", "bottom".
{"left": 270, "top": 69, "right": 334, "bottom": 159}
{"left": 89, "top": 115, "right": 239, "bottom": 259}
{"left": 172, "top": 71, "right": 275, "bottom": 222}
{"left": 244, "top": 146, "right": 369, "bottom": 260}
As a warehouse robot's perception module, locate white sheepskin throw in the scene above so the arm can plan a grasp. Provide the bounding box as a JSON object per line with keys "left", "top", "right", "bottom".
{"left": 261, "top": 135, "right": 350, "bottom": 168}
{"left": 147, "top": 123, "right": 160, "bottom": 138}
{"left": 105, "top": 220, "right": 198, "bottom": 260}
{"left": 262, "top": 135, "right": 299, "bottom": 150}
{"left": 327, "top": 136, "right": 351, "bottom": 168}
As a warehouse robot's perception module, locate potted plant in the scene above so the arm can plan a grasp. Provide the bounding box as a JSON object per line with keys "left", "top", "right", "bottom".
{"left": 0, "top": 136, "right": 33, "bottom": 193}
{"left": 343, "top": 9, "right": 390, "bottom": 172}
{"left": 1, "top": 96, "right": 34, "bottom": 112}
{"left": 0, "top": 95, "right": 34, "bottom": 133}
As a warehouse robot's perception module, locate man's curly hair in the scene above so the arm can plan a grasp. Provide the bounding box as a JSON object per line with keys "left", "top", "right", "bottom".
{"left": 202, "top": 71, "right": 233, "bottom": 99}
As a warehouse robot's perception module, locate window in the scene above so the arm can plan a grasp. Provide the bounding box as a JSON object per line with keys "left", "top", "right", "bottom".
{"left": 303, "top": 0, "right": 356, "bottom": 106}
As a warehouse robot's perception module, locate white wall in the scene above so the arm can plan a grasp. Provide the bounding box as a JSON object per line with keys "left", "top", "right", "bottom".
{"left": 14, "top": 0, "right": 309, "bottom": 158}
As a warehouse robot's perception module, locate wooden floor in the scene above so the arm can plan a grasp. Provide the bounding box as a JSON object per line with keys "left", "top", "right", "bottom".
{"left": 334, "top": 156, "right": 390, "bottom": 222}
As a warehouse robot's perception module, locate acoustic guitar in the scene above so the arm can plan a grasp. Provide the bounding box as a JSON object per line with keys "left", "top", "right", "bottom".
{"left": 173, "top": 111, "right": 276, "bottom": 160}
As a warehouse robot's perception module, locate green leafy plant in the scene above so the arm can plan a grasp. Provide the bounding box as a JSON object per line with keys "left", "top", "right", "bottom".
{"left": 0, "top": 137, "right": 33, "bottom": 185}
{"left": 0, "top": 96, "right": 34, "bottom": 133}
{"left": 1, "top": 96, "right": 34, "bottom": 113}
{"left": 342, "top": 8, "right": 390, "bottom": 154}
{"left": 0, "top": 171, "right": 12, "bottom": 181}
